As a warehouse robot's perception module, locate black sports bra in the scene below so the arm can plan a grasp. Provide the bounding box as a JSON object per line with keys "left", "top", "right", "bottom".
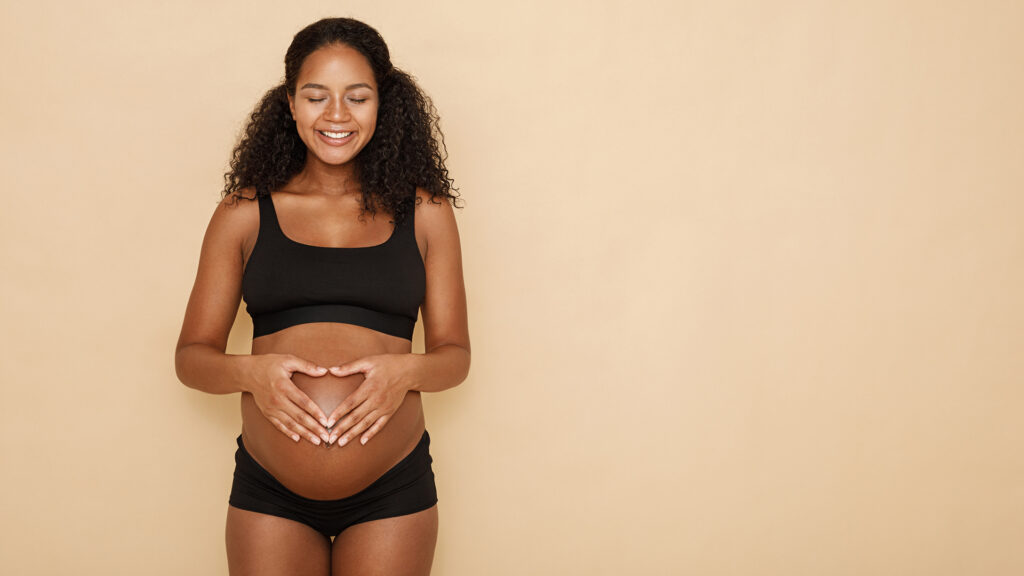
{"left": 241, "top": 193, "right": 426, "bottom": 340}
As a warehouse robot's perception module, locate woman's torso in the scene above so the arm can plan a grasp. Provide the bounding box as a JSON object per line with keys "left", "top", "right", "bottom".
{"left": 238, "top": 189, "right": 427, "bottom": 500}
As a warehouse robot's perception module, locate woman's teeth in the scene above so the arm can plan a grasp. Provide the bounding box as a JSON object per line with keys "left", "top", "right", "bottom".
{"left": 319, "top": 130, "right": 352, "bottom": 138}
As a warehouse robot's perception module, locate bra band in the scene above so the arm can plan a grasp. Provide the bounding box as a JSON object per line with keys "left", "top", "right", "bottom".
{"left": 250, "top": 304, "right": 416, "bottom": 340}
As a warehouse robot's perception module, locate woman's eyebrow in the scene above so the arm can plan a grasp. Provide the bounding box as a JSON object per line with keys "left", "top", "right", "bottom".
{"left": 299, "top": 82, "right": 374, "bottom": 91}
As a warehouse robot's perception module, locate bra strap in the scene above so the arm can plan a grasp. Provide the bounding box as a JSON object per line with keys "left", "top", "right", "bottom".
{"left": 258, "top": 194, "right": 283, "bottom": 239}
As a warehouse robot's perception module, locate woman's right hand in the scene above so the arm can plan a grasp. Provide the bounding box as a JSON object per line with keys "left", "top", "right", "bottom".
{"left": 244, "top": 354, "right": 332, "bottom": 446}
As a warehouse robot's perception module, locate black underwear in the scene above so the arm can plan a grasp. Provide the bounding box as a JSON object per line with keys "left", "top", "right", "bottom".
{"left": 228, "top": 429, "right": 438, "bottom": 539}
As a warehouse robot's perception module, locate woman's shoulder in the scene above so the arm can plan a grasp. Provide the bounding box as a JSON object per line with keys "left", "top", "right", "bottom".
{"left": 413, "top": 188, "right": 456, "bottom": 225}
{"left": 413, "top": 187, "right": 461, "bottom": 250}
{"left": 413, "top": 187, "right": 457, "bottom": 213}
{"left": 206, "top": 188, "right": 261, "bottom": 247}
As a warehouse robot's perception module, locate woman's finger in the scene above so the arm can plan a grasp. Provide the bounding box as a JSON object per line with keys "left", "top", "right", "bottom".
{"left": 286, "top": 386, "right": 330, "bottom": 430}
{"left": 267, "top": 416, "right": 300, "bottom": 443}
{"left": 287, "top": 401, "right": 330, "bottom": 444}
{"left": 328, "top": 406, "right": 367, "bottom": 445}
{"left": 329, "top": 410, "right": 358, "bottom": 445}
{"left": 284, "top": 355, "right": 329, "bottom": 378}
{"left": 328, "top": 359, "right": 370, "bottom": 379}
{"left": 268, "top": 400, "right": 323, "bottom": 446}
{"left": 326, "top": 392, "right": 364, "bottom": 431}
{"left": 282, "top": 411, "right": 322, "bottom": 446}
{"left": 359, "top": 414, "right": 390, "bottom": 445}
{"left": 336, "top": 411, "right": 379, "bottom": 447}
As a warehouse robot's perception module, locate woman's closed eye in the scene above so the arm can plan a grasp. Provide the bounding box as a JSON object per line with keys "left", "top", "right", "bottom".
{"left": 307, "top": 97, "right": 368, "bottom": 103}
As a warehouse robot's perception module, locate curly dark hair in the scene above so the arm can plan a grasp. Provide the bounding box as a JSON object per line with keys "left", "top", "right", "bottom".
{"left": 220, "top": 17, "right": 460, "bottom": 224}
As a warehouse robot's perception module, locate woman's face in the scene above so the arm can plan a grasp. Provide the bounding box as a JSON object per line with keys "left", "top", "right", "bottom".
{"left": 288, "top": 43, "right": 379, "bottom": 166}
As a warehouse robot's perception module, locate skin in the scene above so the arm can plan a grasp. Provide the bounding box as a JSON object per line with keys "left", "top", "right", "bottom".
{"left": 175, "top": 43, "right": 470, "bottom": 576}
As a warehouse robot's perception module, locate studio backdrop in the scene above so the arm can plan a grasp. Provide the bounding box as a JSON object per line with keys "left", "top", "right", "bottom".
{"left": 1, "top": 1, "right": 1022, "bottom": 574}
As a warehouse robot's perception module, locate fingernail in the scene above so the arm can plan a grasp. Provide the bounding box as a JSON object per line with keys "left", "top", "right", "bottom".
{"left": 360, "top": 437, "right": 368, "bottom": 445}
{"left": 327, "top": 419, "right": 335, "bottom": 428}
{"left": 320, "top": 418, "right": 328, "bottom": 427}
{"left": 311, "top": 436, "right": 321, "bottom": 446}
{"left": 292, "top": 434, "right": 300, "bottom": 442}
{"left": 320, "top": 433, "right": 330, "bottom": 443}
{"left": 338, "top": 437, "right": 348, "bottom": 447}
{"left": 329, "top": 435, "right": 337, "bottom": 444}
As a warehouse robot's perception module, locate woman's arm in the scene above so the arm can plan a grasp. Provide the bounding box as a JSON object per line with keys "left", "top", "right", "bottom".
{"left": 174, "top": 195, "right": 255, "bottom": 394}
{"left": 174, "top": 195, "right": 331, "bottom": 444}
{"left": 407, "top": 189, "right": 471, "bottom": 392}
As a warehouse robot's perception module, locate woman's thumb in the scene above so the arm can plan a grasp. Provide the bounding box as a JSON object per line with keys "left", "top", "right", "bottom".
{"left": 287, "top": 356, "right": 328, "bottom": 377}
{"left": 329, "top": 361, "right": 362, "bottom": 377}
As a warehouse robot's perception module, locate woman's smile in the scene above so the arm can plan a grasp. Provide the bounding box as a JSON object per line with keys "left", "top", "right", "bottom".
{"left": 316, "top": 129, "right": 356, "bottom": 145}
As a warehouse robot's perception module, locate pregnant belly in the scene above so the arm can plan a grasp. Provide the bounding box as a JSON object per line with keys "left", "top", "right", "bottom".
{"left": 240, "top": 371, "right": 426, "bottom": 500}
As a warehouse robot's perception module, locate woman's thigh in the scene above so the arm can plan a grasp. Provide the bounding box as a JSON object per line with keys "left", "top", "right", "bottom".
{"left": 226, "top": 505, "right": 331, "bottom": 576}
{"left": 331, "top": 504, "right": 439, "bottom": 576}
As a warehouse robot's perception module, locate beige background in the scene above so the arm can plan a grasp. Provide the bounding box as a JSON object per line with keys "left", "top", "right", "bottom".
{"left": 2, "top": 1, "right": 1022, "bottom": 574}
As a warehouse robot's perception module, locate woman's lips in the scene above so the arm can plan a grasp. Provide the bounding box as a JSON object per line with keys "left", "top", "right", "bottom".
{"left": 317, "top": 130, "right": 355, "bottom": 146}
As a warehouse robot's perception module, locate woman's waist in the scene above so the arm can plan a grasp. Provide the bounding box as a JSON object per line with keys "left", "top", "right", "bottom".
{"left": 239, "top": 392, "right": 424, "bottom": 500}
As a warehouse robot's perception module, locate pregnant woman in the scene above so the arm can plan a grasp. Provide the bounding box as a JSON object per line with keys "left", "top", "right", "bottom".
{"left": 174, "top": 17, "right": 470, "bottom": 576}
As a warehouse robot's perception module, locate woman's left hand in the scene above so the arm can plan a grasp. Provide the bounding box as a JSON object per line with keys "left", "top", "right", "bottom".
{"left": 325, "top": 353, "right": 416, "bottom": 446}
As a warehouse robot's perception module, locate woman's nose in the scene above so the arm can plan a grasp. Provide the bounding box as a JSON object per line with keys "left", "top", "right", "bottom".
{"left": 325, "top": 99, "right": 350, "bottom": 121}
